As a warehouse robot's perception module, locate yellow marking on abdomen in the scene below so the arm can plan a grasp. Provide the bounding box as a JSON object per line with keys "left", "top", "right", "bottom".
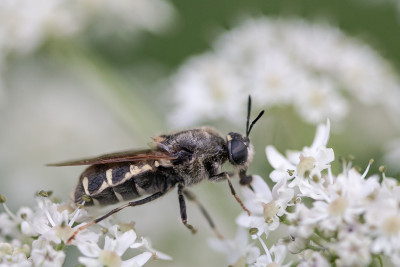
{"left": 106, "top": 169, "right": 113, "bottom": 185}
{"left": 82, "top": 177, "right": 89, "bottom": 195}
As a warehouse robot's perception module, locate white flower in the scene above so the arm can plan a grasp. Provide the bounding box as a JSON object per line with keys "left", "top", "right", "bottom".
{"left": 31, "top": 198, "right": 98, "bottom": 246}
{"left": 16, "top": 207, "right": 36, "bottom": 236}
{"left": 167, "top": 17, "right": 400, "bottom": 127}
{"left": 0, "top": 0, "right": 175, "bottom": 56}
{"left": 252, "top": 237, "right": 290, "bottom": 267}
{"left": 365, "top": 176, "right": 400, "bottom": 257}
{"left": 73, "top": 0, "right": 176, "bottom": 35}
{"left": 299, "top": 168, "right": 379, "bottom": 233}
{"left": 236, "top": 175, "right": 293, "bottom": 237}
{"left": 332, "top": 230, "right": 372, "bottom": 267}
{"left": 0, "top": 213, "right": 16, "bottom": 239}
{"left": 30, "top": 239, "right": 65, "bottom": 267}
{"left": 78, "top": 230, "right": 152, "bottom": 267}
{"left": 130, "top": 237, "right": 172, "bottom": 261}
{"left": 297, "top": 250, "right": 330, "bottom": 267}
{"left": 0, "top": 0, "right": 80, "bottom": 55}
{"left": 168, "top": 54, "right": 245, "bottom": 127}
{"left": 286, "top": 203, "right": 314, "bottom": 240}
{"left": 266, "top": 119, "right": 334, "bottom": 200}
{"left": 0, "top": 240, "right": 31, "bottom": 267}
{"left": 208, "top": 227, "right": 260, "bottom": 265}
{"left": 293, "top": 76, "right": 348, "bottom": 124}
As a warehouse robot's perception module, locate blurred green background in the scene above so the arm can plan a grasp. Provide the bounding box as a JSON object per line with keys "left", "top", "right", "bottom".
{"left": 1, "top": 0, "right": 400, "bottom": 266}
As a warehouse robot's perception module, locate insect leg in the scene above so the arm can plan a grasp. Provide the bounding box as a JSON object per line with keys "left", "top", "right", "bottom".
{"left": 67, "top": 191, "right": 165, "bottom": 244}
{"left": 210, "top": 172, "right": 251, "bottom": 216}
{"left": 239, "top": 169, "right": 255, "bottom": 191}
{"left": 177, "top": 184, "right": 197, "bottom": 234}
{"left": 239, "top": 169, "right": 253, "bottom": 185}
{"left": 183, "top": 189, "right": 224, "bottom": 239}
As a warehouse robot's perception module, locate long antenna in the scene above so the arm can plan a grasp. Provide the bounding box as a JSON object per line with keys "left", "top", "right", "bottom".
{"left": 246, "top": 95, "right": 251, "bottom": 136}
{"left": 246, "top": 95, "right": 264, "bottom": 137}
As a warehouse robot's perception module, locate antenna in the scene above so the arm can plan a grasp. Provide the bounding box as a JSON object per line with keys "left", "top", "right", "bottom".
{"left": 246, "top": 95, "right": 264, "bottom": 137}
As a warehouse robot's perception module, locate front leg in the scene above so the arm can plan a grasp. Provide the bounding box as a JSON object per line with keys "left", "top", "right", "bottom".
{"left": 177, "top": 183, "right": 197, "bottom": 234}
{"left": 239, "top": 169, "right": 253, "bottom": 186}
{"left": 210, "top": 172, "right": 251, "bottom": 216}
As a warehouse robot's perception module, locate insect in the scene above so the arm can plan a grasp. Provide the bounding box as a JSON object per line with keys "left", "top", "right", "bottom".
{"left": 48, "top": 96, "right": 264, "bottom": 242}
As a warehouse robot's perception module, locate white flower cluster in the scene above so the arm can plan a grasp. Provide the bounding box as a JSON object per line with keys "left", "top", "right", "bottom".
{"left": 0, "top": 194, "right": 171, "bottom": 266}
{"left": 168, "top": 18, "right": 400, "bottom": 127}
{"left": 210, "top": 120, "right": 400, "bottom": 266}
{"left": 0, "top": 0, "right": 175, "bottom": 56}
{"left": 0, "top": 0, "right": 175, "bottom": 108}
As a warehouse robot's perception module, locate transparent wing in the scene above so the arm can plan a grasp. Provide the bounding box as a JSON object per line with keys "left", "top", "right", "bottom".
{"left": 47, "top": 149, "right": 177, "bottom": 166}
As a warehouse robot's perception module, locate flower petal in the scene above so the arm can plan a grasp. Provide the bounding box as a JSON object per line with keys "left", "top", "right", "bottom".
{"left": 266, "top": 146, "right": 294, "bottom": 170}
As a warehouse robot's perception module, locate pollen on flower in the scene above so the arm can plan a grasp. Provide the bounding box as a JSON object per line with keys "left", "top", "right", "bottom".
{"left": 262, "top": 201, "right": 279, "bottom": 223}
{"left": 296, "top": 154, "right": 316, "bottom": 178}
{"left": 328, "top": 197, "right": 348, "bottom": 216}
{"left": 312, "top": 174, "right": 320, "bottom": 183}
{"left": 382, "top": 215, "right": 400, "bottom": 236}
{"left": 99, "top": 250, "right": 122, "bottom": 266}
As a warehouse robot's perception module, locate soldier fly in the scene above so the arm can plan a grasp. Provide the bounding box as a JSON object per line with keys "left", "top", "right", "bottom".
{"left": 48, "top": 96, "right": 264, "bottom": 242}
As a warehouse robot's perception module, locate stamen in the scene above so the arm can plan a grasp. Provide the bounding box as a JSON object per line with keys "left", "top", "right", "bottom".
{"left": 42, "top": 200, "right": 56, "bottom": 227}
{"left": 361, "top": 159, "right": 374, "bottom": 179}
{"left": 2, "top": 203, "right": 18, "bottom": 221}
{"left": 257, "top": 235, "right": 272, "bottom": 263}
{"left": 69, "top": 201, "right": 85, "bottom": 227}
{"left": 379, "top": 165, "right": 387, "bottom": 181}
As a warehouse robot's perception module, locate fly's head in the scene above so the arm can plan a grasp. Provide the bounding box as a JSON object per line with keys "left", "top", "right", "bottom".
{"left": 227, "top": 132, "right": 253, "bottom": 169}
{"left": 227, "top": 96, "right": 264, "bottom": 171}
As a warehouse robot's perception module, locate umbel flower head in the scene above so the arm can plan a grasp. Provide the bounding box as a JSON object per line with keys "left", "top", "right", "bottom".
{"left": 168, "top": 18, "right": 400, "bottom": 128}
{"left": 211, "top": 119, "right": 400, "bottom": 266}
{"left": 0, "top": 193, "right": 171, "bottom": 266}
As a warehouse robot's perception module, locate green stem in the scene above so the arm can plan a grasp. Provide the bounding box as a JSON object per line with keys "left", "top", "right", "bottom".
{"left": 310, "top": 232, "right": 326, "bottom": 248}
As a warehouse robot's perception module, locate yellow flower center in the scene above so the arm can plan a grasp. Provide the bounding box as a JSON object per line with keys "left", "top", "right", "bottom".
{"left": 99, "top": 250, "right": 122, "bottom": 267}
{"left": 328, "top": 197, "right": 348, "bottom": 216}
{"left": 262, "top": 201, "right": 279, "bottom": 223}
{"left": 382, "top": 215, "right": 400, "bottom": 236}
{"left": 297, "top": 154, "right": 315, "bottom": 178}
{"left": 54, "top": 225, "right": 74, "bottom": 243}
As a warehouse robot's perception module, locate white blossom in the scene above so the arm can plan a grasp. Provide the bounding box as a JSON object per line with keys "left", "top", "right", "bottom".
{"left": 297, "top": 250, "right": 330, "bottom": 267}
{"left": 236, "top": 175, "right": 293, "bottom": 238}
{"left": 0, "top": 0, "right": 175, "bottom": 56}
{"left": 266, "top": 119, "right": 334, "bottom": 200}
{"left": 208, "top": 227, "right": 260, "bottom": 265}
{"left": 130, "top": 237, "right": 172, "bottom": 261}
{"left": 30, "top": 239, "right": 65, "bottom": 267}
{"left": 30, "top": 198, "right": 99, "bottom": 246}
{"left": 78, "top": 229, "right": 152, "bottom": 267}
{"left": 0, "top": 240, "right": 31, "bottom": 267}
{"left": 168, "top": 17, "right": 400, "bottom": 127}
{"left": 1, "top": 196, "right": 167, "bottom": 266}
{"left": 212, "top": 120, "right": 400, "bottom": 266}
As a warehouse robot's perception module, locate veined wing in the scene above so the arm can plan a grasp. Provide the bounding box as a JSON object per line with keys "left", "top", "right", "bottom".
{"left": 47, "top": 149, "right": 177, "bottom": 166}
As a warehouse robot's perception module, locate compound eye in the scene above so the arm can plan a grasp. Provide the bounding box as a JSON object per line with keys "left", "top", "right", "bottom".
{"left": 230, "top": 140, "right": 248, "bottom": 165}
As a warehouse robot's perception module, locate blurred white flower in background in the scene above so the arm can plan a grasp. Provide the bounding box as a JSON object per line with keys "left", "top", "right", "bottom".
{"left": 0, "top": 0, "right": 175, "bottom": 56}
{"left": 168, "top": 18, "right": 400, "bottom": 127}
{"left": 73, "top": 0, "right": 176, "bottom": 35}
{"left": 0, "top": 0, "right": 79, "bottom": 56}
{"left": 0, "top": 0, "right": 176, "bottom": 112}
{"left": 167, "top": 54, "right": 245, "bottom": 127}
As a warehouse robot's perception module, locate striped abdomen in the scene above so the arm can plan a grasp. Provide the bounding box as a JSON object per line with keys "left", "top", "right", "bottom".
{"left": 73, "top": 161, "right": 172, "bottom": 206}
